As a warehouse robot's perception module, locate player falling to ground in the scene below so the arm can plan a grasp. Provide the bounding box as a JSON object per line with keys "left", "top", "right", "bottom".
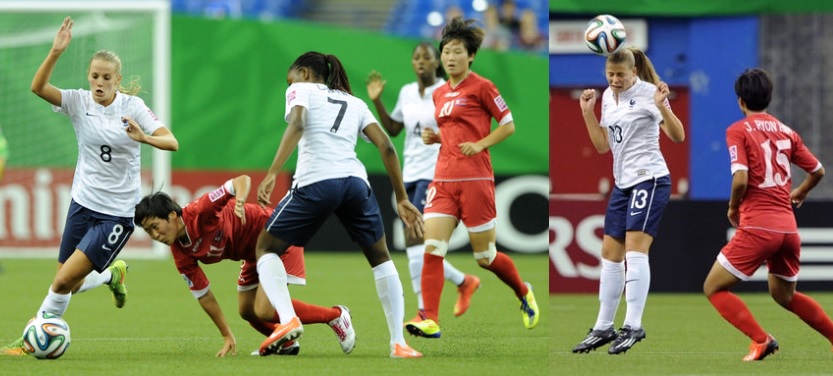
{"left": 1, "top": 17, "right": 179, "bottom": 356}
{"left": 571, "top": 47, "right": 685, "bottom": 355}
{"left": 366, "top": 42, "right": 480, "bottom": 324}
{"left": 703, "top": 68, "right": 833, "bottom": 362}
{"left": 404, "top": 17, "right": 539, "bottom": 341}
{"left": 253, "top": 51, "right": 424, "bottom": 358}
{"left": 134, "top": 175, "right": 355, "bottom": 357}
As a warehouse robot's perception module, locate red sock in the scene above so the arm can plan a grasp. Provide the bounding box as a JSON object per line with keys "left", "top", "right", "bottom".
{"left": 788, "top": 292, "right": 833, "bottom": 344}
{"left": 483, "top": 252, "right": 528, "bottom": 298}
{"left": 421, "top": 254, "right": 445, "bottom": 322}
{"left": 249, "top": 319, "right": 276, "bottom": 336}
{"left": 708, "top": 291, "right": 767, "bottom": 343}
{"left": 292, "top": 299, "right": 340, "bottom": 324}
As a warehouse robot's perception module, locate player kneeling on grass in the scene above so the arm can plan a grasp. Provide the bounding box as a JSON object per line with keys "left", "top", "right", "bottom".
{"left": 703, "top": 68, "right": 833, "bottom": 362}
{"left": 134, "top": 175, "right": 355, "bottom": 356}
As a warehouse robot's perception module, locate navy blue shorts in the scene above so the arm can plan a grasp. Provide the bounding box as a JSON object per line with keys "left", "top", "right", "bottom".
{"left": 405, "top": 179, "right": 431, "bottom": 212}
{"left": 59, "top": 200, "right": 135, "bottom": 272}
{"left": 603, "top": 175, "right": 671, "bottom": 239}
{"left": 265, "top": 177, "right": 384, "bottom": 247}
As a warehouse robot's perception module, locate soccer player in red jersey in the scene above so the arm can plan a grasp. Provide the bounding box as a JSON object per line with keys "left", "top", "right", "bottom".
{"left": 404, "top": 17, "right": 538, "bottom": 340}
{"left": 703, "top": 68, "right": 833, "bottom": 361}
{"left": 134, "top": 175, "right": 355, "bottom": 357}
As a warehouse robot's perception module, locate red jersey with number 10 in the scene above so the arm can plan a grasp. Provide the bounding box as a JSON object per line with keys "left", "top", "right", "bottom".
{"left": 432, "top": 72, "right": 513, "bottom": 181}
{"left": 726, "top": 113, "right": 822, "bottom": 232}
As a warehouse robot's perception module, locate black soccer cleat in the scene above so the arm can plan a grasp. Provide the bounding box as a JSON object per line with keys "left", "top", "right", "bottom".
{"left": 572, "top": 326, "right": 618, "bottom": 353}
{"left": 607, "top": 325, "right": 646, "bottom": 355}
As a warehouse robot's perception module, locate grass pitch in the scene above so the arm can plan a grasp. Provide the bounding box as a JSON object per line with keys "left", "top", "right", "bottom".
{"left": 552, "top": 293, "right": 833, "bottom": 375}
{"left": 0, "top": 252, "right": 547, "bottom": 375}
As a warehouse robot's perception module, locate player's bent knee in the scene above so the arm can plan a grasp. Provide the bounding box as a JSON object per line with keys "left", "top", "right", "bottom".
{"left": 473, "top": 243, "right": 497, "bottom": 267}
{"left": 425, "top": 239, "right": 448, "bottom": 257}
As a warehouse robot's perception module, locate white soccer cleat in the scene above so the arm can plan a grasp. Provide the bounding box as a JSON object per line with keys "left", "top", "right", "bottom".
{"left": 328, "top": 305, "right": 356, "bottom": 354}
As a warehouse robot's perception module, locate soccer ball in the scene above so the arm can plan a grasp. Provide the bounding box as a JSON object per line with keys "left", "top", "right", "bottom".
{"left": 584, "top": 14, "right": 627, "bottom": 56}
{"left": 22, "top": 314, "right": 71, "bottom": 359}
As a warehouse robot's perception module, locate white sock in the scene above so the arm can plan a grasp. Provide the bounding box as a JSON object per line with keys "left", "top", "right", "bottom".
{"left": 623, "top": 251, "right": 651, "bottom": 329}
{"left": 256, "top": 253, "right": 297, "bottom": 322}
{"left": 75, "top": 270, "right": 112, "bottom": 294}
{"left": 443, "top": 259, "right": 465, "bottom": 286}
{"left": 37, "top": 288, "right": 72, "bottom": 318}
{"left": 373, "top": 260, "right": 405, "bottom": 346}
{"left": 593, "top": 258, "right": 625, "bottom": 330}
{"left": 405, "top": 245, "right": 424, "bottom": 309}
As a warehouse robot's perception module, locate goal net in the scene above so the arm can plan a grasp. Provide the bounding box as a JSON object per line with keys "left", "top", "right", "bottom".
{"left": 0, "top": 1, "right": 170, "bottom": 258}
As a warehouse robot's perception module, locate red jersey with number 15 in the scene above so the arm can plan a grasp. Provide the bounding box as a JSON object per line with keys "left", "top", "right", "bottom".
{"left": 432, "top": 72, "right": 513, "bottom": 181}
{"left": 726, "top": 113, "right": 822, "bottom": 232}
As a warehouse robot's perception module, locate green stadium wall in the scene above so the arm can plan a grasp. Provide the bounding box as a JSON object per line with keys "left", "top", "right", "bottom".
{"left": 171, "top": 15, "right": 548, "bottom": 174}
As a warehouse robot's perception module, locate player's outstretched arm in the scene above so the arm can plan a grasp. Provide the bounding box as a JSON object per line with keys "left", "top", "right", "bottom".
{"left": 122, "top": 117, "right": 179, "bottom": 151}
{"left": 31, "top": 16, "right": 73, "bottom": 107}
{"left": 579, "top": 89, "right": 609, "bottom": 153}
{"left": 197, "top": 289, "right": 237, "bottom": 357}
{"left": 366, "top": 70, "right": 404, "bottom": 136}
{"left": 231, "top": 175, "right": 252, "bottom": 225}
{"left": 791, "top": 166, "right": 825, "bottom": 208}
{"left": 364, "top": 122, "right": 424, "bottom": 238}
{"left": 258, "top": 106, "right": 305, "bottom": 207}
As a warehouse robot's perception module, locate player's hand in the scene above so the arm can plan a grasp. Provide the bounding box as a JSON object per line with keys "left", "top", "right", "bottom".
{"left": 234, "top": 199, "right": 246, "bottom": 225}
{"left": 52, "top": 17, "right": 73, "bottom": 54}
{"left": 122, "top": 116, "right": 147, "bottom": 143}
{"left": 458, "top": 142, "right": 484, "bottom": 156}
{"left": 257, "top": 174, "right": 276, "bottom": 207}
{"left": 579, "top": 89, "right": 596, "bottom": 113}
{"left": 654, "top": 81, "right": 671, "bottom": 107}
{"left": 790, "top": 187, "right": 809, "bottom": 208}
{"left": 396, "top": 200, "right": 424, "bottom": 239}
{"left": 216, "top": 334, "right": 237, "bottom": 357}
{"left": 727, "top": 206, "right": 740, "bottom": 228}
{"left": 422, "top": 128, "right": 441, "bottom": 145}
{"left": 366, "top": 70, "right": 386, "bottom": 101}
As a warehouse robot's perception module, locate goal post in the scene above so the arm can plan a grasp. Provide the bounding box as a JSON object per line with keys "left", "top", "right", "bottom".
{"left": 0, "top": 1, "right": 170, "bottom": 258}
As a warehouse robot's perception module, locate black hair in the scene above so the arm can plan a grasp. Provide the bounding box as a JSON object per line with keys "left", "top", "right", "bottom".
{"left": 134, "top": 191, "right": 182, "bottom": 226}
{"left": 289, "top": 52, "right": 352, "bottom": 94}
{"left": 414, "top": 41, "right": 447, "bottom": 79}
{"left": 439, "top": 17, "right": 486, "bottom": 67}
{"left": 734, "top": 68, "right": 772, "bottom": 111}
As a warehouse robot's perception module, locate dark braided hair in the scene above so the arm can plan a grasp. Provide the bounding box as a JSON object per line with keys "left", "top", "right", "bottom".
{"left": 289, "top": 52, "right": 352, "bottom": 95}
{"left": 439, "top": 17, "right": 485, "bottom": 67}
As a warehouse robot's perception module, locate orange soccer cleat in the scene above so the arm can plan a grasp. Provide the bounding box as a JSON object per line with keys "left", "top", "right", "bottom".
{"left": 742, "top": 334, "right": 779, "bottom": 361}
{"left": 454, "top": 275, "right": 480, "bottom": 317}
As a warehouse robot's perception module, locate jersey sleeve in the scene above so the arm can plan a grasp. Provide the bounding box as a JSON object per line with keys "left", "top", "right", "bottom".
{"left": 191, "top": 182, "right": 234, "bottom": 214}
{"left": 172, "top": 248, "right": 211, "bottom": 298}
{"left": 389, "top": 86, "right": 406, "bottom": 123}
{"left": 52, "top": 88, "right": 84, "bottom": 116}
{"left": 285, "top": 83, "right": 310, "bottom": 122}
{"left": 357, "top": 102, "right": 377, "bottom": 143}
{"left": 790, "top": 130, "right": 823, "bottom": 173}
{"left": 726, "top": 126, "right": 749, "bottom": 174}
{"left": 479, "top": 79, "right": 513, "bottom": 126}
{"left": 128, "top": 96, "right": 164, "bottom": 136}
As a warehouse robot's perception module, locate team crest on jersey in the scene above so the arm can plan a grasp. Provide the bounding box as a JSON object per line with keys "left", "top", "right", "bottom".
{"left": 208, "top": 186, "right": 226, "bottom": 202}
{"left": 494, "top": 95, "right": 508, "bottom": 112}
{"left": 628, "top": 98, "right": 636, "bottom": 108}
{"left": 729, "top": 145, "right": 738, "bottom": 162}
{"left": 455, "top": 98, "right": 468, "bottom": 106}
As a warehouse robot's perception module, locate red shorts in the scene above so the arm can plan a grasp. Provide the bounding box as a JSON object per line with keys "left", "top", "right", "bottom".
{"left": 718, "top": 228, "right": 800, "bottom": 281}
{"left": 238, "top": 246, "right": 307, "bottom": 290}
{"left": 424, "top": 180, "right": 496, "bottom": 230}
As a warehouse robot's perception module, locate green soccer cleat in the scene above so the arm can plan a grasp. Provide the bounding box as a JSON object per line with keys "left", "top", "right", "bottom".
{"left": 405, "top": 319, "right": 441, "bottom": 339}
{"left": 107, "top": 260, "right": 129, "bottom": 308}
{"left": 520, "top": 282, "right": 539, "bottom": 329}
{"left": 1, "top": 337, "right": 27, "bottom": 356}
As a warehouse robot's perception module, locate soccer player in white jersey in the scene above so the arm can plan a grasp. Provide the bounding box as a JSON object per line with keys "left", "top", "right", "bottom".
{"left": 571, "top": 47, "right": 685, "bottom": 355}
{"left": 253, "top": 51, "right": 424, "bottom": 358}
{"left": 1, "top": 17, "right": 178, "bottom": 356}
{"left": 366, "top": 42, "right": 481, "bottom": 324}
